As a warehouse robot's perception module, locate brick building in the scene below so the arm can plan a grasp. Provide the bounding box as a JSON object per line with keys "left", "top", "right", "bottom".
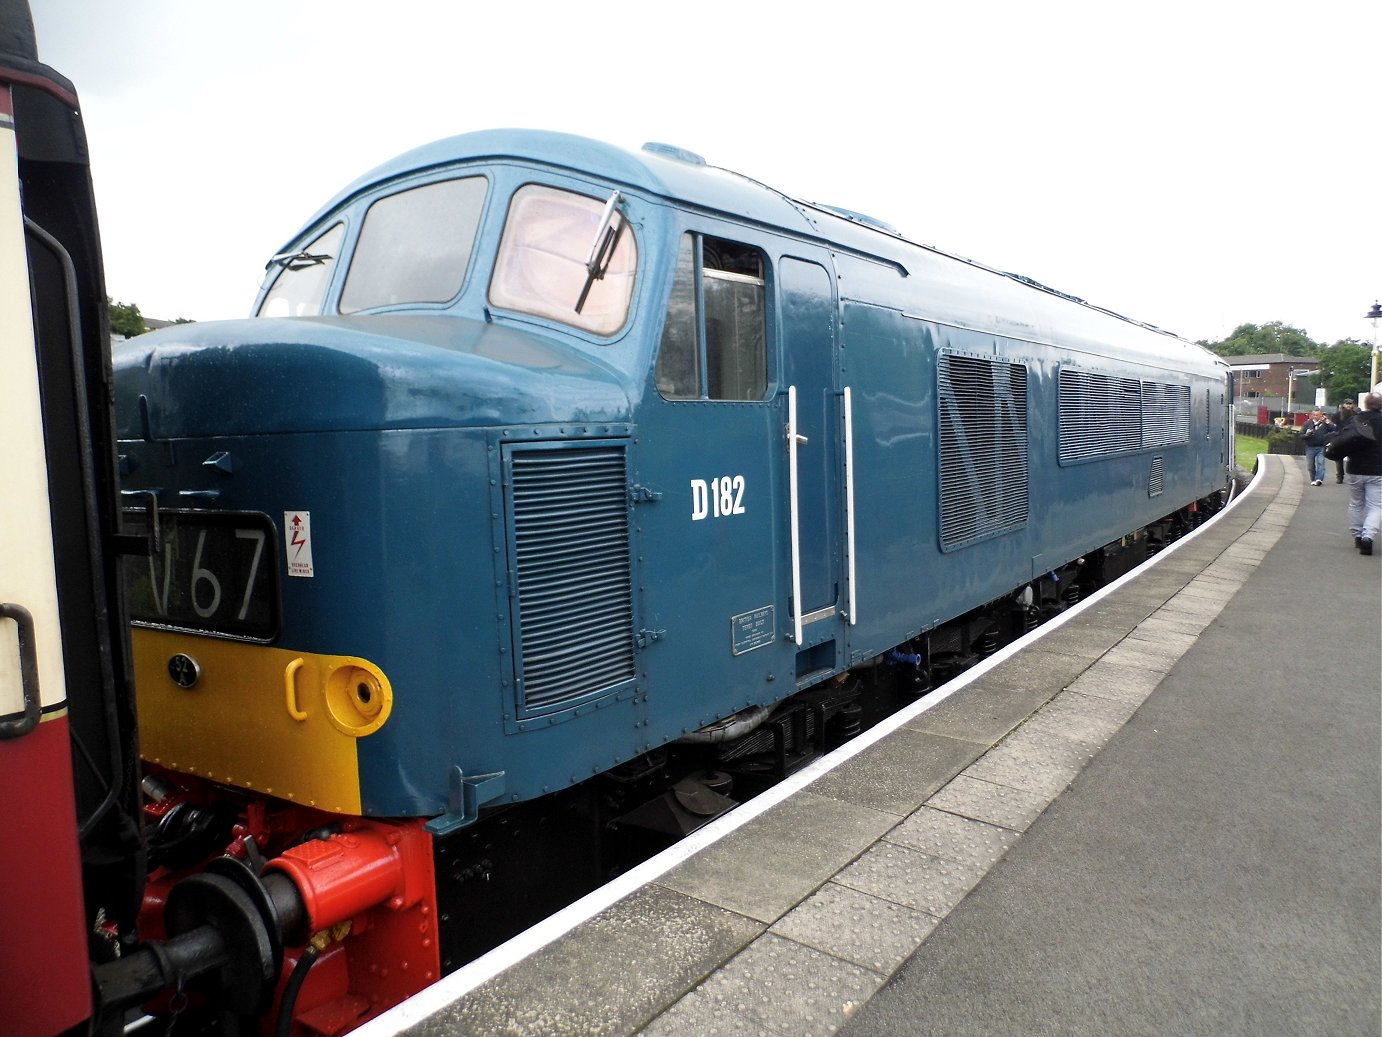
{"left": 1224, "top": 353, "right": 1321, "bottom": 417}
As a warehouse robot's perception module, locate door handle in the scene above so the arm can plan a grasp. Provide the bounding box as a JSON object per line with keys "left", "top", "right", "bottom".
{"left": 0, "top": 603, "right": 41, "bottom": 739}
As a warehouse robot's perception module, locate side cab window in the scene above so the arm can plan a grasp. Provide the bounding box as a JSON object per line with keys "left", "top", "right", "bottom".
{"left": 655, "top": 233, "right": 768, "bottom": 401}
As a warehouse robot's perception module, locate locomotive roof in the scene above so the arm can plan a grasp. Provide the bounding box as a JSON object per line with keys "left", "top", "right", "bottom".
{"left": 295, "top": 128, "right": 817, "bottom": 245}
{"left": 285, "top": 129, "right": 1223, "bottom": 373}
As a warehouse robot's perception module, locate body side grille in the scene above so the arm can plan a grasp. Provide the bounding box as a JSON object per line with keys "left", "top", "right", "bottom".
{"left": 938, "top": 354, "right": 1029, "bottom": 551}
{"left": 508, "top": 445, "right": 635, "bottom": 713}
{"left": 1058, "top": 368, "right": 1142, "bottom": 462}
{"left": 1142, "top": 381, "right": 1191, "bottom": 448}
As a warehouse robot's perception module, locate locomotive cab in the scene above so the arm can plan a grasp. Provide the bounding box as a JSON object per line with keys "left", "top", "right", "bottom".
{"left": 117, "top": 131, "right": 866, "bottom": 828}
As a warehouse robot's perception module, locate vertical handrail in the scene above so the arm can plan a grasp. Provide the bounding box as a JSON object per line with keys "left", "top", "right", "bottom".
{"left": 0, "top": 603, "right": 40, "bottom": 738}
{"left": 787, "top": 385, "right": 803, "bottom": 646}
{"left": 843, "top": 386, "right": 857, "bottom": 625}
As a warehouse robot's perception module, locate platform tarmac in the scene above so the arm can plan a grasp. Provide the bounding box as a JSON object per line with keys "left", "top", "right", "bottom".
{"left": 358, "top": 454, "right": 1381, "bottom": 1037}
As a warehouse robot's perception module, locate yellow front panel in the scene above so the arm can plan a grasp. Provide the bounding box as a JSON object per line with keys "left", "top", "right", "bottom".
{"left": 133, "top": 629, "right": 393, "bottom": 815}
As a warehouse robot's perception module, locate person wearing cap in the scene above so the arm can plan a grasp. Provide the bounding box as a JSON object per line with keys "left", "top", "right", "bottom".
{"left": 1325, "top": 392, "right": 1382, "bottom": 555}
{"left": 1299, "top": 408, "right": 1336, "bottom": 486}
{"left": 1334, "top": 398, "right": 1359, "bottom": 482}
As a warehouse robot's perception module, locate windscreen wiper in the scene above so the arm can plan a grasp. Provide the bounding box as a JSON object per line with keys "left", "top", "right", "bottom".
{"left": 575, "top": 190, "right": 623, "bottom": 314}
{"left": 268, "top": 249, "right": 334, "bottom": 271}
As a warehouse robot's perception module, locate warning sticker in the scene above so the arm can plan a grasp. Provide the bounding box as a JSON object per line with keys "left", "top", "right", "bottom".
{"left": 284, "top": 511, "right": 314, "bottom": 578}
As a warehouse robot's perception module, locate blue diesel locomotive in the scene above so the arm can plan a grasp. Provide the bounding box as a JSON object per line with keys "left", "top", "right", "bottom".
{"left": 112, "top": 129, "right": 1230, "bottom": 1031}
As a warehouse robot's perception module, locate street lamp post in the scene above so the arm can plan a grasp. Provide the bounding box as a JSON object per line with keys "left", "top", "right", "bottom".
{"left": 1368, "top": 300, "right": 1382, "bottom": 392}
{"left": 1286, "top": 368, "right": 1314, "bottom": 422}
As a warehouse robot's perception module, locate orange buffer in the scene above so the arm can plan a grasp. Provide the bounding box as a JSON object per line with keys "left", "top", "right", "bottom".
{"left": 266, "top": 821, "right": 439, "bottom": 1034}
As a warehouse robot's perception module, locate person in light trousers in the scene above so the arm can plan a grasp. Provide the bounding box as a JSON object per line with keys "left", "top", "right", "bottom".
{"left": 1326, "top": 393, "right": 1382, "bottom": 556}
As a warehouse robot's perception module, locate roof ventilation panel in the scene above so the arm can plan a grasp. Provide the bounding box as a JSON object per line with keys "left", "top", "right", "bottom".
{"left": 641, "top": 142, "right": 707, "bottom": 165}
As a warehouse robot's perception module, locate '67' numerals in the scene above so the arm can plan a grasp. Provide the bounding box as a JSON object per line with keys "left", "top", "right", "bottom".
{"left": 145, "top": 527, "right": 267, "bottom": 621}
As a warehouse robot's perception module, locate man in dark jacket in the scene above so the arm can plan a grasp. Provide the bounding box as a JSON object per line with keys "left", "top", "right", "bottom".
{"left": 1299, "top": 409, "right": 1336, "bottom": 485}
{"left": 1334, "top": 398, "right": 1359, "bottom": 482}
{"left": 1325, "top": 393, "right": 1382, "bottom": 555}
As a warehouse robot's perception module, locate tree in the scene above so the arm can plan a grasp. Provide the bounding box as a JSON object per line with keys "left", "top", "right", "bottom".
{"left": 108, "top": 297, "right": 146, "bottom": 337}
{"left": 1200, "top": 321, "right": 1315, "bottom": 358}
{"left": 1313, "top": 341, "right": 1372, "bottom": 405}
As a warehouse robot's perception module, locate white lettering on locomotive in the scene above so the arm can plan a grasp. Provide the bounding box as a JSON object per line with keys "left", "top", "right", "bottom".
{"left": 690, "top": 476, "right": 746, "bottom": 521}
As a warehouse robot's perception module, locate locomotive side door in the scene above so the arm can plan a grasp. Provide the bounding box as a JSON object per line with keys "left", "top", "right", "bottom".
{"left": 778, "top": 256, "right": 848, "bottom": 662}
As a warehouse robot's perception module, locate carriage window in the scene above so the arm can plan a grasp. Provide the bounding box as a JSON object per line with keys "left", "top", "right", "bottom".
{"left": 259, "top": 223, "right": 345, "bottom": 318}
{"left": 655, "top": 234, "right": 767, "bottom": 401}
{"left": 488, "top": 184, "right": 637, "bottom": 335}
{"left": 339, "top": 176, "right": 487, "bottom": 313}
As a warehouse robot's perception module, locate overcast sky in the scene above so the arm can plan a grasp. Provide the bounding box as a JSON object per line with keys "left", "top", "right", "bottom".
{"left": 28, "top": 1, "right": 1381, "bottom": 347}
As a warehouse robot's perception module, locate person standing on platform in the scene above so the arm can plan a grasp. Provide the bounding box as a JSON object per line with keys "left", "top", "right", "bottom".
{"left": 1334, "top": 398, "right": 1359, "bottom": 483}
{"left": 1325, "top": 393, "right": 1382, "bottom": 555}
{"left": 1299, "top": 409, "right": 1336, "bottom": 486}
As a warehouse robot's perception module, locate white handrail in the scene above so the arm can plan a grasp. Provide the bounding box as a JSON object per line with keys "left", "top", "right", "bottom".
{"left": 787, "top": 384, "right": 803, "bottom": 645}
{"left": 843, "top": 386, "right": 857, "bottom": 625}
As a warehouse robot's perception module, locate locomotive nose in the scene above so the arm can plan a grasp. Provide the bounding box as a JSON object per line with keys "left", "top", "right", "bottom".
{"left": 114, "top": 313, "right": 631, "bottom": 438}
{"left": 112, "top": 309, "right": 637, "bottom": 820}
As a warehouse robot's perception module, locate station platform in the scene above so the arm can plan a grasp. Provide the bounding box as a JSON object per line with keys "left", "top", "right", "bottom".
{"left": 358, "top": 455, "right": 1381, "bottom": 1037}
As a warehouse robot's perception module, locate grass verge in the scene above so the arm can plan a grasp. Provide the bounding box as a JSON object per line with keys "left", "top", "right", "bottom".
{"left": 1236, "top": 433, "right": 1267, "bottom": 473}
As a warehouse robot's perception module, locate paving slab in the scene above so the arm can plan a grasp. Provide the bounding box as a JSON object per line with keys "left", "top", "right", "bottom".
{"left": 995, "top": 722, "right": 1101, "bottom": 770}
{"left": 769, "top": 881, "right": 941, "bottom": 976}
{"left": 1065, "top": 659, "right": 1165, "bottom": 704}
{"left": 1128, "top": 610, "right": 1209, "bottom": 637}
{"left": 924, "top": 774, "right": 1052, "bottom": 833}
{"left": 655, "top": 791, "right": 897, "bottom": 924}
{"left": 832, "top": 842, "right": 988, "bottom": 918}
{"left": 804, "top": 729, "right": 979, "bottom": 817}
{"left": 900, "top": 680, "right": 1051, "bottom": 745}
{"left": 960, "top": 740, "right": 1081, "bottom": 801}
{"left": 1028, "top": 687, "right": 1140, "bottom": 736}
{"left": 1017, "top": 622, "right": 1130, "bottom": 661}
{"left": 881, "top": 807, "right": 1020, "bottom": 871}
{"left": 672, "top": 934, "right": 881, "bottom": 1037}
{"left": 973, "top": 645, "right": 1101, "bottom": 691}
